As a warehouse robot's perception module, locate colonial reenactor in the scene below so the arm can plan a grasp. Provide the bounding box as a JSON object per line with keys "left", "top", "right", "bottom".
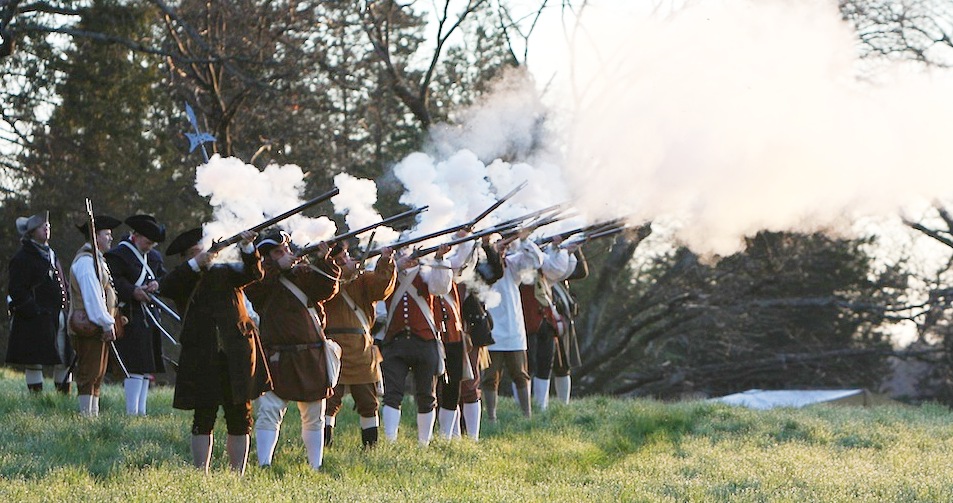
{"left": 435, "top": 235, "right": 478, "bottom": 440}
{"left": 379, "top": 244, "right": 452, "bottom": 446}
{"left": 550, "top": 248, "right": 589, "bottom": 404}
{"left": 104, "top": 214, "right": 167, "bottom": 416}
{"left": 67, "top": 215, "right": 122, "bottom": 416}
{"left": 245, "top": 230, "right": 340, "bottom": 470}
{"left": 520, "top": 235, "right": 577, "bottom": 411}
{"left": 482, "top": 230, "right": 544, "bottom": 421}
{"left": 160, "top": 228, "right": 271, "bottom": 475}
{"left": 6, "top": 211, "right": 73, "bottom": 393}
{"left": 323, "top": 243, "right": 396, "bottom": 449}
{"left": 455, "top": 236, "right": 505, "bottom": 440}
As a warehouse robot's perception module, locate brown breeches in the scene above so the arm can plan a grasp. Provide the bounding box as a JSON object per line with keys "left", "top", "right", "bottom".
{"left": 325, "top": 382, "right": 379, "bottom": 418}
{"left": 480, "top": 350, "right": 530, "bottom": 392}
{"left": 72, "top": 335, "right": 108, "bottom": 396}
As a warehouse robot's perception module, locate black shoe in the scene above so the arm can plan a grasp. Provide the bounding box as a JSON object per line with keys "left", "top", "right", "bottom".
{"left": 361, "top": 426, "right": 378, "bottom": 448}
{"left": 324, "top": 425, "right": 333, "bottom": 448}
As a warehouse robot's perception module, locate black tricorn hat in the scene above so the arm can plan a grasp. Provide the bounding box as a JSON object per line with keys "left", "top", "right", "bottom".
{"left": 255, "top": 229, "right": 290, "bottom": 254}
{"left": 165, "top": 227, "right": 204, "bottom": 256}
{"left": 125, "top": 214, "right": 166, "bottom": 243}
{"left": 76, "top": 215, "right": 123, "bottom": 238}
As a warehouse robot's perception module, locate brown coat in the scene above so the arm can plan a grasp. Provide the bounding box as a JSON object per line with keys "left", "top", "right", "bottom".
{"left": 324, "top": 257, "right": 395, "bottom": 384}
{"left": 245, "top": 258, "right": 340, "bottom": 402}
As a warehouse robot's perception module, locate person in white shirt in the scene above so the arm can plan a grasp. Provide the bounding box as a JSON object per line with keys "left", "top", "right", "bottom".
{"left": 481, "top": 230, "right": 544, "bottom": 420}
{"left": 68, "top": 215, "right": 123, "bottom": 415}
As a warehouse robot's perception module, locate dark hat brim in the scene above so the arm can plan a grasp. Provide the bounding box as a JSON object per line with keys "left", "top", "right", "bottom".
{"left": 165, "top": 227, "right": 204, "bottom": 256}
{"left": 76, "top": 215, "right": 123, "bottom": 237}
{"left": 125, "top": 214, "right": 166, "bottom": 243}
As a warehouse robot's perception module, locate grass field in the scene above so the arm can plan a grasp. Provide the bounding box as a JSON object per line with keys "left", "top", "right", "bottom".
{"left": 0, "top": 367, "right": 951, "bottom": 502}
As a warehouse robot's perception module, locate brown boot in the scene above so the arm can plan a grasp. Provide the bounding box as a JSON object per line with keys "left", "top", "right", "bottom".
{"left": 27, "top": 383, "right": 43, "bottom": 393}
{"left": 56, "top": 382, "right": 71, "bottom": 395}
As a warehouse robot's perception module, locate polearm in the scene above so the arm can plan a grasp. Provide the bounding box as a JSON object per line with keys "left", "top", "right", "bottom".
{"left": 208, "top": 187, "right": 340, "bottom": 253}
{"left": 363, "top": 184, "right": 531, "bottom": 259}
{"left": 295, "top": 206, "right": 429, "bottom": 257}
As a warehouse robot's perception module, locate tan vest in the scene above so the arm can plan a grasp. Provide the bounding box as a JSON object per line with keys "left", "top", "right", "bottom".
{"left": 69, "top": 243, "right": 118, "bottom": 317}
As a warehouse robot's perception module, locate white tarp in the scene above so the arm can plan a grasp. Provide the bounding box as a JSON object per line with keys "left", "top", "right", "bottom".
{"left": 710, "top": 389, "right": 866, "bottom": 410}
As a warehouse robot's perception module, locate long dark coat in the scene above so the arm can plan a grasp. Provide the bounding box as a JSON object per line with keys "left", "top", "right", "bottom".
{"left": 160, "top": 250, "right": 272, "bottom": 410}
{"left": 104, "top": 238, "right": 166, "bottom": 373}
{"left": 6, "top": 239, "right": 71, "bottom": 365}
{"left": 553, "top": 250, "right": 589, "bottom": 370}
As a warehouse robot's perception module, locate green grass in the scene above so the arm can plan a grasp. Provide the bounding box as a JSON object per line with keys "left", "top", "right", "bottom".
{"left": 0, "top": 366, "right": 952, "bottom": 502}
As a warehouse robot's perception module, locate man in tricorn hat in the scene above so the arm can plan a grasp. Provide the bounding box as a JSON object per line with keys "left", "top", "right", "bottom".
{"left": 104, "top": 214, "right": 167, "bottom": 415}
{"left": 6, "top": 211, "right": 73, "bottom": 393}
{"left": 244, "top": 229, "right": 340, "bottom": 470}
{"left": 160, "top": 227, "right": 271, "bottom": 475}
{"left": 68, "top": 214, "right": 123, "bottom": 416}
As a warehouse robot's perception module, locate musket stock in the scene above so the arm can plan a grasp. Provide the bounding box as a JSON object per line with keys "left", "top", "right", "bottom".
{"left": 209, "top": 187, "right": 340, "bottom": 253}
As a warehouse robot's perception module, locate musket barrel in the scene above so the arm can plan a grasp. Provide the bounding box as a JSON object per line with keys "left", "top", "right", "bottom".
{"left": 466, "top": 180, "right": 527, "bottom": 229}
{"left": 297, "top": 206, "right": 429, "bottom": 257}
{"left": 209, "top": 187, "right": 340, "bottom": 252}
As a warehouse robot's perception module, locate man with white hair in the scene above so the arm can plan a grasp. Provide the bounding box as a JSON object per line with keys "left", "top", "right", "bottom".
{"left": 6, "top": 211, "right": 73, "bottom": 393}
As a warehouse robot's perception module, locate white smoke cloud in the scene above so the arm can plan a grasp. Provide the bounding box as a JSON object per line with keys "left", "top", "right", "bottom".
{"left": 194, "top": 155, "right": 336, "bottom": 259}
{"left": 331, "top": 173, "right": 400, "bottom": 247}
{"left": 547, "top": 0, "right": 953, "bottom": 255}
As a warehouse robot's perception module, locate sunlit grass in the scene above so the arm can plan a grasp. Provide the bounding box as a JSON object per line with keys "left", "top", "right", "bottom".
{"left": 0, "top": 366, "right": 951, "bottom": 501}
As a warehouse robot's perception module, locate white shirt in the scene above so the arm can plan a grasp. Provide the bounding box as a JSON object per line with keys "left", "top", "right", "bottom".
{"left": 487, "top": 239, "right": 544, "bottom": 351}
{"left": 72, "top": 253, "right": 114, "bottom": 330}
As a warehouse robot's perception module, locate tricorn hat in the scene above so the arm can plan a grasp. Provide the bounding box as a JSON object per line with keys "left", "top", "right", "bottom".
{"left": 76, "top": 215, "right": 123, "bottom": 238}
{"left": 165, "top": 227, "right": 204, "bottom": 256}
{"left": 255, "top": 229, "right": 290, "bottom": 254}
{"left": 125, "top": 214, "right": 166, "bottom": 243}
{"left": 15, "top": 211, "right": 49, "bottom": 238}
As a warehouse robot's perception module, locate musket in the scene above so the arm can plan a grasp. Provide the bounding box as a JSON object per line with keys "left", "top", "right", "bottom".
{"left": 536, "top": 218, "right": 627, "bottom": 246}
{"left": 357, "top": 230, "right": 377, "bottom": 272}
{"left": 363, "top": 190, "right": 544, "bottom": 260}
{"left": 467, "top": 181, "right": 527, "bottom": 230}
{"left": 410, "top": 223, "right": 516, "bottom": 258}
{"left": 208, "top": 187, "right": 340, "bottom": 253}
{"left": 296, "top": 206, "right": 428, "bottom": 257}
{"left": 562, "top": 225, "right": 630, "bottom": 247}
